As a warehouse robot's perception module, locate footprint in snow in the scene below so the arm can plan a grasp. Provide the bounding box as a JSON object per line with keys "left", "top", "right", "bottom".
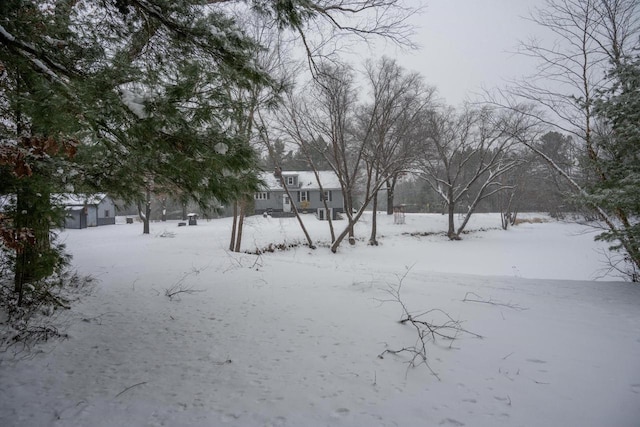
{"left": 439, "top": 418, "right": 465, "bottom": 426}
{"left": 331, "top": 408, "right": 350, "bottom": 418}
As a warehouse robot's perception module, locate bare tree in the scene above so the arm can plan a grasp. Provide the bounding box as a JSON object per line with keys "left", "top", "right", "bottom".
{"left": 504, "top": 0, "right": 636, "bottom": 159}
{"left": 308, "top": 63, "right": 365, "bottom": 251}
{"left": 359, "top": 57, "right": 436, "bottom": 245}
{"left": 489, "top": 0, "right": 640, "bottom": 276}
{"left": 417, "top": 106, "right": 528, "bottom": 240}
{"left": 275, "top": 59, "right": 435, "bottom": 251}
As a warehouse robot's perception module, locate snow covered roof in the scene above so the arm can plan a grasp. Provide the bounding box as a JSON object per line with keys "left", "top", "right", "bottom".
{"left": 258, "top": 171, "right": 341, "bottom": 191}
{"left": 0, "top": 193, "right": 110, "bottom": 211}
{"left": 55, "top": 193, "right": 110, "bottom": 207}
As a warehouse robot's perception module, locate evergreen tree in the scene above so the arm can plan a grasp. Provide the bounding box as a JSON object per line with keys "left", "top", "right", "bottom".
{"left": 591, "top": 56, "right": 640, "bottom": 280}
{"left": 1, "top": 1, "right": 87, "bottom": 304}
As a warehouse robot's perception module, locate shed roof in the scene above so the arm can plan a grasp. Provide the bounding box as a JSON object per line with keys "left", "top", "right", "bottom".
{"left": 0, "top": 193, "right": 111, "bottom": 210}
{"left": 56, "top": 193, "right": 110, "bottom": 207}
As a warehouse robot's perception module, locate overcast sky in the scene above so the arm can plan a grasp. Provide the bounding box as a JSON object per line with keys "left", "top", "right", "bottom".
{"left": 385, "top": 0, "right": 542, "bottom": 105}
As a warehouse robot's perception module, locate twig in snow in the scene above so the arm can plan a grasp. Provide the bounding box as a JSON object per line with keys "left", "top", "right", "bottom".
{"left": 462, "top": 292, "right": 527, "bottom": 311}
{"left": 164, "top": 285, "right": 205, "bottom": 300}
{"left": 114, "top": 381, "right": 147, "bottom": 398}
{"left": 502, "top": 351, "right": 515, "bottom": 360}
{"left": 164, "top": 265, "right": 210, "bottom": 300}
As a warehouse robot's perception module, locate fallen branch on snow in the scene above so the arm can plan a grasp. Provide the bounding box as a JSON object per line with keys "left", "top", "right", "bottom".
{"left": 377, "top": 267, "right": 482, "bottom": 380}
{"left": 462, "top": 292, "right": 527, "bottom": 311}
{"left": 114, "top": 381, "right": 147, "bottom": 398}
{"left": 163, "top": 266, "right": 209, "bottom": 300}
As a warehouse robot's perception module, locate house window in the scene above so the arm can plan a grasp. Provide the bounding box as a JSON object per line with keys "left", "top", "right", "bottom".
{"left": 321, "top": 191, "right": 332, "bottom": 202}
{"left": 298, "top": 191, "right": 309, "bottom": 202}
{"left": 255, "top": 192, "right": 269, "bottom": 200}
{"left": 104, "top": 210, "right": 110, "bottom": 218}
{"left": 286, "top": 176, "right": 296, "bottom": 186}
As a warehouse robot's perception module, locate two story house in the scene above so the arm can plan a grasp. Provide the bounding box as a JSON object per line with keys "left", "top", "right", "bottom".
{"left": 254, "top": 171, "right": 344, "bottom": 220}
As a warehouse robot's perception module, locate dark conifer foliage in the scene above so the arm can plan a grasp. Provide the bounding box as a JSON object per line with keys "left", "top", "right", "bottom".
{"left": 591, "top": 56, "right": 640, "bottom": 280}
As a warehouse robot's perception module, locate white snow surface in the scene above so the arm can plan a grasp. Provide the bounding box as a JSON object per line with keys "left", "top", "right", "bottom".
{"left": 1, "top": 213, "right": 639, "bottom": 427}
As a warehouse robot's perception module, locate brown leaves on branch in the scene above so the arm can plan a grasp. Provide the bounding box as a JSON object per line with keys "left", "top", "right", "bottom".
{"left": 0, "top": 220, "right": 36, "bottom": 251}
{"left": 0, "top": 136, "right": 78, "bottom": 178}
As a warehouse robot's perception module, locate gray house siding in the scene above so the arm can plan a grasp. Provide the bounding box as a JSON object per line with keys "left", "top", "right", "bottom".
{"left": 254, "top": 172, "right": 344, "bottom": 220}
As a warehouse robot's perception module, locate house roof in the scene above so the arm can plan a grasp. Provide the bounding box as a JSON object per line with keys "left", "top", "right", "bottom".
{"left": 259, "top": 171, "right": 341, "bottom": 191}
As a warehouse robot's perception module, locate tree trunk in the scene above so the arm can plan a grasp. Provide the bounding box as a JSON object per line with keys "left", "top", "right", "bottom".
{"left": 14, "top": 183, "right": 53, "bottom": 305}
{"left": 447, "top": 199, "right": 458, "bottom": 240}
{"left": 161, "top": 198, "right": 167, "bottom": 222}
{"left": 369, "top": 191, "right": 379, "bottom": 245}
{"left": 279, "top": 175, "right": 316, "bottom": 249}
{"left": 234, "top": 200, "right": 245, "bottom": 252}
{"left": 229, "top": 200, "right": 238, "bottom": 251}
{"left": 386, "top": 176, "right": 397, "bottom": 215}
{"left": 330, "top": 206, "right": 369, "bottom": 253}
{"left": 138, "top": 188, "right": 151, "bottom": 234}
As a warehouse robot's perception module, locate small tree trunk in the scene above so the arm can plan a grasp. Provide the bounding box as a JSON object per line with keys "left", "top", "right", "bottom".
{"left": 501, "top": 211, "right": 510, "bottom": 230}
{"left": 138, "top": 188, "right": 151, "bottom": 234}
{"left": 229, "top": 200, "right": 238, "bottom": 251}
{"left": 234, "top": 200, "right": 245, "bottom": 252}
{"left": 386, "top": 177, "right": 397, "bottom": 215}
{"left": 279, "top": 175, "right": 315, "bottom": 249}
{"left": 369, "top": 191, "right": 379, "bottom": 246}
{"left": 161, "top": 198, "right": 167, "bottom": 222}
{"left": 500, "top": 191, "right": 516, "bottom": 230}
{"left": 447, "top": 201, "right": 459, "bottom": 240}
{"left": 331, "top": 206, "right": 369, "bottom": 253}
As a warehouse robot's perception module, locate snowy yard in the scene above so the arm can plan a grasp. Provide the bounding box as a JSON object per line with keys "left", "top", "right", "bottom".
{"left": 1, "top": 213, "right": 639, "bottom": 426}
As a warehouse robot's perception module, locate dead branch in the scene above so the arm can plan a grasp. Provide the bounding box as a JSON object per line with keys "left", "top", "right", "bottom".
{"left": 42, "top": 290, "right": 71, "bottom": 310}
{"left": 462, "top": 292, "right": 527, "bottom": 311}
{"left": 164, "top": 285, "right": 205, "bottom": 300}
{"left": 114, "top": 381, "right": 147, "bottom": 399}
{"left": 163, "top": 266, "right": 209, "bottom": 300}
{"left": 377, "top": 267, "right": 482, "bottom": 380}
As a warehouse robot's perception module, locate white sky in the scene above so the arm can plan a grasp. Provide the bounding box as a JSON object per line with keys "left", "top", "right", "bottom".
{"left": 384, "top": 0, "right": 542, "bottom": 105}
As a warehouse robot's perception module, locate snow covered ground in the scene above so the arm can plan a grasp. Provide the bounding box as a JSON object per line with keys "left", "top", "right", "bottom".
{"left": 1, "top": 213, "right": 639, "bottom": 427}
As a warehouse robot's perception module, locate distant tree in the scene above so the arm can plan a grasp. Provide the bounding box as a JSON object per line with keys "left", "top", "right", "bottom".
{"left": 417, "top": 106, "right": 529, "bottom": 240}
{"left": 358, "top": 57, "right": 435, "bottom": 245}
{"left": 530, "top": 132, "right": 580, "bottom": 214}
